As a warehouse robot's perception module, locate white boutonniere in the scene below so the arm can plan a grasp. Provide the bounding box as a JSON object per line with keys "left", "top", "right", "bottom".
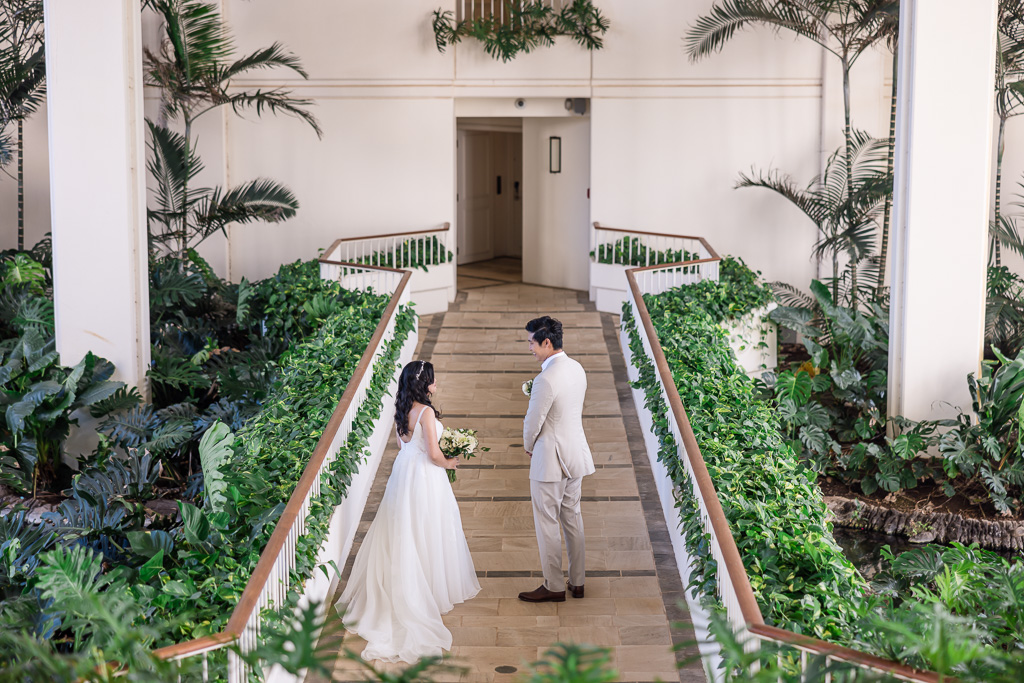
{"left": 522, "top": 379, "right": 534, "bottom": 397}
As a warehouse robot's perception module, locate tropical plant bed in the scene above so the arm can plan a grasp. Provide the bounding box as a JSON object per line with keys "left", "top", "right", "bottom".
{"left": 0, "top": 248, "right": 417, "bottom": 673}
{"left": 626, "top": 264, "right": 1024, "bottom": 679}
{"left": 771, "top": 339, "right": 1024, "bottom": 542}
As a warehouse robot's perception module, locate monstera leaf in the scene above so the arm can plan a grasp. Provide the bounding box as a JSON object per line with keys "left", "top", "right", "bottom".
{"left": 72, "top": 451, "right": 161, "bottom": 503}
{"left": 198, "top": 421, "right": 233, "bottom": 516}
{"left": 0, "top": 508, "right": 60, "bottom": 592}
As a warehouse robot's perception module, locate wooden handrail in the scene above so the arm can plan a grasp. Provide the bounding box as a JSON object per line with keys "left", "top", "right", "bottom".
{"left": 325, "top": 223, "right": 451, "bottom": 248}
{"left": 593, "top": 222, "right": 721, "bottom": 261}
{"left": 748, "top": 625, "right": 944, "bottom": 682}
{"left": 625, "top": 268, "right": 764, "bottom": 627}
{"left": 153, "top": 266, "right": 413, "bottom": 663}
{"left": 317, "top": 259, "right": 408, "bottom": 273}
{"left": 628, "top": 257, "right": 720, "bottom": 272}
{"left": 153, "top": 633, "right": 235, "bottom": 661}
{"left": 626, "top": 266, "right": 937, "bottom": 682}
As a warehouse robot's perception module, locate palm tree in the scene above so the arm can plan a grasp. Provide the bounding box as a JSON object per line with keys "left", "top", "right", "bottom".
{"left": 0, "top": 0, "right": 45, "bottom": 252}
{"left": 686, "top": 0, "right": 897, "bottom": 301}
{"left": 143, "top": 0, "right": 322, "bottom": 258}
{"left": 872, "top": 4, "right": 899, "bottom": 297}
{"left": 736, "top": 131, "right": 891, "bottom": 309}
{"left": 992, "top": 1, "right": 1024, "bottom": 267}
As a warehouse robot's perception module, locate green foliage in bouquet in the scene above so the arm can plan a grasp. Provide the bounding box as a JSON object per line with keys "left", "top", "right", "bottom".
{"left": 440, "top": 427, "right": 488, "bottom": 483}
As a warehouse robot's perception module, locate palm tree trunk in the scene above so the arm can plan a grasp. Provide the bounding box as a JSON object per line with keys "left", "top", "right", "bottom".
{"left": 17, "top": 118, "right": 24, "bottom": 251}
{"left": 995, "top": 115, "right": 1006, "bottom": 268}
{"left": 878, "top": 49, "right": 898, "bottom": 297}
{"left": 182, "top": 117, "right": 192, "bottom": 260}
{"left": 851, "top": 258, "right": 859, "bottom": 306}
{"left": 833, "top": 251, "right": 839, "bottom": 304}
{"left": 842, "top": 54, "right": 855, "bottom": 309}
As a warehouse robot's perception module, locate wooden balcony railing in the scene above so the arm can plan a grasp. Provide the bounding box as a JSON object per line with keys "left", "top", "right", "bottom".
{"left": 455, "top": 0, "right": 569, "bottom": 24}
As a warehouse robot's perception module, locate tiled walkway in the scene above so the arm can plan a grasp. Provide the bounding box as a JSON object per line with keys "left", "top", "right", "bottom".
{"left": 317, "top": 274, "right": 704, "bottom": 683}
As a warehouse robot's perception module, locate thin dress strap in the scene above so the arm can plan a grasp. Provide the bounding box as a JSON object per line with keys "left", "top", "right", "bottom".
{"left": 398, "top": 405, "right": 433, "bottom": 444}
{"left": 414, "top": 405, "right": 431, "bottom": 428}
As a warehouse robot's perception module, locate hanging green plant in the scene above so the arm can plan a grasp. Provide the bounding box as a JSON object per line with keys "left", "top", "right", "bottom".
{"left": 431, "top": 0, "right": 609, "bottom": 63}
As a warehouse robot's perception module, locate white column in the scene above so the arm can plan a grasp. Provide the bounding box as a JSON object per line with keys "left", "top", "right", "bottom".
{"left": 888, "top": 0, "right": 998, "bottom": 421}
{"left": 44, "top": 0, "right": 150, "bottom": 393}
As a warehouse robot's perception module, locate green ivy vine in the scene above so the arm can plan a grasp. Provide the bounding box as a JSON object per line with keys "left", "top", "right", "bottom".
{"left": 431, "top": 0, "right": 610, "bottom": 62}
{"left": 622, "top": 258, "right": 865, "bottom": 640}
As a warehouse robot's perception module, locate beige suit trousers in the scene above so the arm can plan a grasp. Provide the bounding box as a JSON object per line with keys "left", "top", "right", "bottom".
{"left": 530, "top": 476, "right": 585, "bottom": 592}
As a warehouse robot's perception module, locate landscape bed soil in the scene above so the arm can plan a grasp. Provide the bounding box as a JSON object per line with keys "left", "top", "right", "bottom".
{"left": 821, "top": 476, "right": 1024, "bottom": 550}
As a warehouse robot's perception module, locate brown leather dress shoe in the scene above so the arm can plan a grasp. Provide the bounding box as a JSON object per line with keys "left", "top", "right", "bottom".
{"left": 518, "top": 585, "right": 566, "bottom": 603}
{"left": 567, "top": 582, "right": 584, "bottom": 598}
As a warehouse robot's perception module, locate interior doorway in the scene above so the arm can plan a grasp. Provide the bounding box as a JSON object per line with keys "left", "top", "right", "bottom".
{"left": 456, "top": 119, "right": 523, "bottom": 285}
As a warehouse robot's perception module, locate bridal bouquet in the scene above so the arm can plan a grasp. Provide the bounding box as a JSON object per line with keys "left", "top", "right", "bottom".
{"left": 440, "top": 427, "right": 488, "bottom": 483}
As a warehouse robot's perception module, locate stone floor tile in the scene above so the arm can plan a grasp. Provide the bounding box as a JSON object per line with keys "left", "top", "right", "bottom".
{"left": 618, "top": 624, "right": 674, "bottom": 646}
{"left": 449, "top": 626, "right": 498, "bottom": 647}
{"left": 314, "top": 273, "right": 701, "bottom": 682}
{"left": 494, "top": 626, "right": 560, "bottom": 646}
{"left": 615, "top": 597, "right": 668, "bottom": 615}
{"left": 610, "top": 645, "right": 680, "bottom": 673}
{"left": 556, "top": 626, "right": 622, "bottom": 647}
{"left": 555, "top": 597, "right": 617, "bottom": 616}
{"left": 496, "top": 597, "right": 558, "bottom": 616}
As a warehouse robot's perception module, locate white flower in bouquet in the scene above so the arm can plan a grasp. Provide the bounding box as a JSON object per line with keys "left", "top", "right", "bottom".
{"left": 439, "top": 427, "right": 489, "bottom": 483}
{"left": 522, "top": 379, "right": 533, "bottom": 397}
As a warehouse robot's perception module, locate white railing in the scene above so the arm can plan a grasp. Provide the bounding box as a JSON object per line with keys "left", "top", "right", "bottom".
{"left": 591, "top": 222, "right": 713, "bottom": 269}
{"left": 154, "top": 265, "right": 414, "bottom": 682}
{"left": 630, "top": 260, "right": 721, "bottom": 296}
{"left": 324, "top": 224, "right": 452, "bottom": 273}
{"left": 319, "top": 260, "right": 406, "bottom": 296}
{"left": 322, "top": 225, "right": 454, "bottom": 315}
{"left": 590, "top": 223, "right": 722, "bottom": 314}
{"left": 624, "top": 259, "right": 941, "bottom": 682}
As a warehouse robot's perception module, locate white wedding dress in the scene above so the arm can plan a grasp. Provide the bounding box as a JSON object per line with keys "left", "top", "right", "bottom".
{"left": 338, "top": 405, "right": 481, "bottom": 663}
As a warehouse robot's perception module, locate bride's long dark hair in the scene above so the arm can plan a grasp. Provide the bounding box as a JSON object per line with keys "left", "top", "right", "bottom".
{"left": 395, "top": 360, "right": 441, "bottom": 437}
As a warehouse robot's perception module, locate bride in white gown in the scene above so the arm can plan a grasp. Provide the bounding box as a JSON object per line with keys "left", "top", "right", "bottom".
{"left": 338, "top": 360, "right": 481, "bottom": 663}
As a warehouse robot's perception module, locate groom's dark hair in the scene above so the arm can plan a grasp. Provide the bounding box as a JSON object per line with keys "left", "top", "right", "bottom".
{"left": 526, "top": 316, "right": 563, "bottom": 350}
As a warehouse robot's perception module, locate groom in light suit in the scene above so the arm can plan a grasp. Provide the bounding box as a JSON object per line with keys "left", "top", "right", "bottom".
{"left": 519, "top": 316, "right": 596, "bottom": 603}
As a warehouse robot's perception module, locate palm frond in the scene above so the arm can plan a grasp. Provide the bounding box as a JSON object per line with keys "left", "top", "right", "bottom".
{"left": 990, "top": 215, "right": 1024, "bottom": 261}
{"left": 156, "top": 0, "right": 233, "bottom": 85}
{"left": 0, "top": 131, "right": 11, "bottom": 168}
{"left": 221, "top": 43, "right": 309, "bottom": 80}
{"left": 736, "top": 168, "right": 827, "bottom": 227}
{"left": 770, "top": 281, "right": 816, "bottom": 308}
{"left": 685, "top": 0, "right": 827, "bottom": 62}
{"left": 218, "top": 89, "right": 323, "bottom": 138}
{"left": 146, "top": 122, "right": 207, "bottom": 231}
{"left": 0, "top": 46, "right": 46, "bottom": 121}
{"left": 193, "top": 178, "right": 299, "bottom": 244}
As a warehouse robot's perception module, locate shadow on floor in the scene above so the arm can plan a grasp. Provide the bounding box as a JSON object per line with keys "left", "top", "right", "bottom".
{"left": 457, "top": 257, "right": 522, "bottom": 290}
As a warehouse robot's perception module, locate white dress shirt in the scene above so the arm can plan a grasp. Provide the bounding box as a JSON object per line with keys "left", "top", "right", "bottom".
{"left": 541, "top": 350, "right": 565, "bottom": 372}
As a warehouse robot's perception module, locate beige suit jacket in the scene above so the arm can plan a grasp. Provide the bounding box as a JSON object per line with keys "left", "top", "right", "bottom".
{"left": 523, "top": 353, "right": 596, "bottom": 482}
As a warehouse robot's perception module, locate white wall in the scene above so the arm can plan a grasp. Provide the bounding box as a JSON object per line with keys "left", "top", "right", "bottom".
{"left": 12, "top": 0, "right": 1020, "bottom": 300}
{"left": 0, "top": 105, "right": 50, "bottom": 252}
{"left": 523, "top": 117, "right": 590, "bottom": 291}
{"left": 590, "top": 97, "right": 821, "bottom": 287}
{"left": 227, "top": 98, "right": 455, "bottom": 282}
